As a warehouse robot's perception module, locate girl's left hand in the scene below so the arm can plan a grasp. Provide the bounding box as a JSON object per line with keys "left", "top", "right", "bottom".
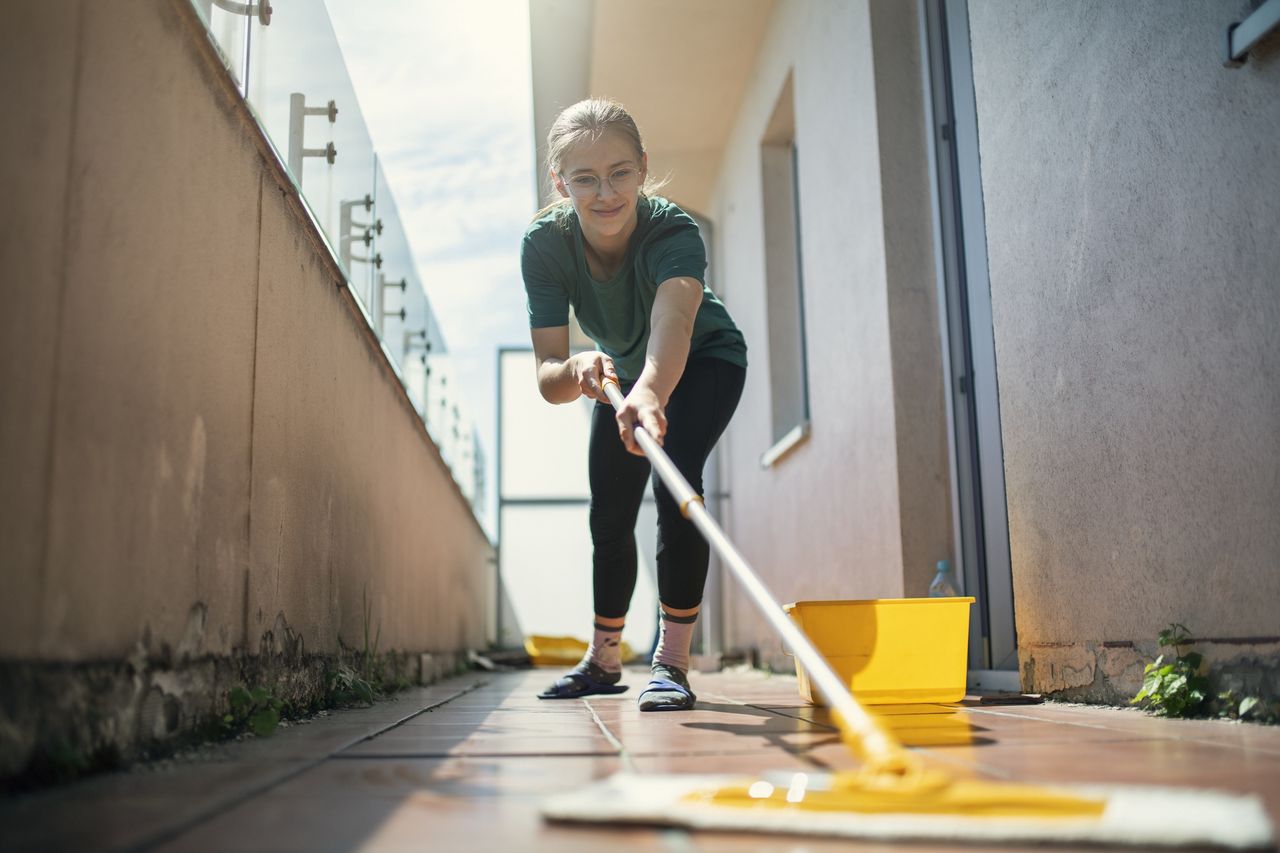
{"left": 616, "top": 386, "right": 666, "bottom": 456}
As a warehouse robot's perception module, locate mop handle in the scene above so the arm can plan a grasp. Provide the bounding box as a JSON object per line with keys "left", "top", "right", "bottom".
{"left": 600, "top": 379, "right": 907, "bottom": 767}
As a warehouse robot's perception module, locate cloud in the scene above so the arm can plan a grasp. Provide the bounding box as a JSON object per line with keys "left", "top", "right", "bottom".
{"left": 416, "top": 254, "right": 530, "bottom": 343}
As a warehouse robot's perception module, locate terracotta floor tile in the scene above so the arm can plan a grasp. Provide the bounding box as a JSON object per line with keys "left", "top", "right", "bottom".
{"left": 930, "top": 735, "right": 1280, "bottom": 785}
{"left": 610, "top": 720, "right": 837, "bottom": 757}
{"left": 0, "top": 759, "right": 312, "bottom": 851}
{"left": 427, "top": 702, "right": 602, "bottom": 713}
{"left": 153, "top": 756, "right": 662, "bottom": 853}
{"left": 590, "top": 705, "right": 820, "bottom": 730}
{"left": 758, "top": 706, "right": 1045, "bottom": 750}
{"left": 339, "top": 734, "right": 617, "bottom": 758}
{"left": 388, "top": 720, "right": 589, "bottom": 737}
{"left": 228, "top": 723, "right": 400, "bottom": 761}
{"left": 434, "top": 705, "right": 604, "bottom": 717}
{"left": 10, "top": 669, "right": 1279, "bottom": 853}
{"left": 972, "top": 704, "right": 1280, "bottom": 753}
{"left": 321, "top": 684, "right": 485, "bottom": 721}
{"left": 262, "top": 754, "right": 625, "bottom": 799}
{"left": 401, "top": 701, "right": 578, "bottom": 717}
{"left": 628, "top": 751, "right": 819, "bottom": 775}
{"left": 898, "top": 711, "right": 1142, "bottom": 746}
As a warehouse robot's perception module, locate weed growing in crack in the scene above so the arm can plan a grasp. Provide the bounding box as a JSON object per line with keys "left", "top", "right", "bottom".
{"left": 222, "top": 685, "right": 286, "bottom": 737}
{"left": 1132, "top": 623, "right": 1278, "bottom": 722}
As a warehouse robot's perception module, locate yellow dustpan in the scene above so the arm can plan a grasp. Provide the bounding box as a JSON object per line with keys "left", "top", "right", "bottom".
{"left": 524, "top": 634, "right": 635, "bottom": 667}
{"left": 536, "top": 380, "right": 1275, "bottom": 848}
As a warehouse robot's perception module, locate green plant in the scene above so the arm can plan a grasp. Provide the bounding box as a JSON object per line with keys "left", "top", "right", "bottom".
{"left": 1216, "top": 689, "right": 1280, "bottom": 723}
{"left": 326, "top": 588, "right": 418, "bottom": 708}
{"left": 1131, "top": 623, "right": 1209, "bottom": 717}
{"left": 223, "top": 685, "right": 284, "bottom": 737}
{"left": 327, "top": 662, "right": 376, "bottom": 707}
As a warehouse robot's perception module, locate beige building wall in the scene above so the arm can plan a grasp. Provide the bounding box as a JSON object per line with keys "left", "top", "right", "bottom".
{"left": 709, "top": 0, "right": 952, "bottom": 660}
{"left": 0, "top": 0, "right": 493, "bottom": 770}
{"left": 967, "top": 0, "right": 1280, "bottom": 696}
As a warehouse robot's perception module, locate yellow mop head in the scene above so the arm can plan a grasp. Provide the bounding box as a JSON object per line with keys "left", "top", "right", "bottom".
{"left": 541, "top": 771, "right": 1274, "bottom": 848}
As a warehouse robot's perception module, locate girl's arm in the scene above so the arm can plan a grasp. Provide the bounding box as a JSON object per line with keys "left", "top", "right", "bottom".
{"left": 531, "top": 324, "right": 618, "bottom": 404}
{"left": 616, "top": 277, "right": 703, "bottom": 454}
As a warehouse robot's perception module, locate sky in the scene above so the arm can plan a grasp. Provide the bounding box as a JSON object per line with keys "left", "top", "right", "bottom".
{"left": 324, "top": 0, "right": 539, "bottom": 534}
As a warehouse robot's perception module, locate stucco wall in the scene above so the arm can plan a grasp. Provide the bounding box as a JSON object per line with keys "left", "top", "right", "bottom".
{"left": 711, "top": 0, "right": 951, "bottom": 660}
{"left": 967, "top": 0, "right": 1280, "bottom": 694}
{"left": 1, "top": 0, "right": 491, "bottom": 670}
{"left": 1, "top": 2, "right": 79, "bottom": 656}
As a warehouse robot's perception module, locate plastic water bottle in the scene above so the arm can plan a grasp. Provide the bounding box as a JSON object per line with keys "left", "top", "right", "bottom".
{"left": 928, "top": 559, "right": 960, "bottom": 598}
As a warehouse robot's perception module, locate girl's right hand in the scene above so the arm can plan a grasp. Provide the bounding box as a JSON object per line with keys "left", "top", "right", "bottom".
{"left": 571, "top": 351, "right": 619, "bottom": 403}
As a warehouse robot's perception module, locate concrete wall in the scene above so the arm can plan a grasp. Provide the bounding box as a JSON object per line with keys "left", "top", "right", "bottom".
{"left": 711, "top": 0, "right": 952, "bottom": 660}
{"left": 0, "top": 0, "right": 493, "bottom": 775}
{"left": 968, "top": 0, "right": 1280, "bottom": 696}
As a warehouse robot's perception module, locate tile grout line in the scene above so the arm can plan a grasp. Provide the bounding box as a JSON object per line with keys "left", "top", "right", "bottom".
{"left": 584, "top": 698, "right": 637, "bottom": 773}
{"left": 125, "top": 679, "right": 489, "bottom": 852}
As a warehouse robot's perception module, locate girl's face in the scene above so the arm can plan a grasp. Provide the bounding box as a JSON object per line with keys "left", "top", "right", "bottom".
{"left": 554, "top": 129, "right": 647, "bottom": 241}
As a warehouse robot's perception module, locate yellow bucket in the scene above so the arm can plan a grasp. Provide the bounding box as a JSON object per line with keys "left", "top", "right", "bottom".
{"left": 783, "top": 597, "right": 975, "bottom": 705}
{"left": 524, "top": 634, "right": 636, "bottom": 667}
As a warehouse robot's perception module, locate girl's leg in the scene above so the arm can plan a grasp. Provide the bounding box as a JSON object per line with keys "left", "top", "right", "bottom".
{"left": 652, "top": 358, "right": 746, "bottom": 614}
{"left": 589, "top": 397, "right": 651, "bottom": 621}
{"left": 586, "top": 396, "right": 651, "bottom": 678}
{"left": 641, "top": 359, "right": 745, "bottom": 709}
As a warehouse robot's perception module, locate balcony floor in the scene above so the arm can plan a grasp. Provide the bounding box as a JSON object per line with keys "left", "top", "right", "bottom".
{"left": 2, "top": 666, "right": 1278, "bottom": 851}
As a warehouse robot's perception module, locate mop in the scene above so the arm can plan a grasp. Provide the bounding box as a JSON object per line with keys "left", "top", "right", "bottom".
{"left": 539, "top": 378, "right": 1275, "bottom": 849}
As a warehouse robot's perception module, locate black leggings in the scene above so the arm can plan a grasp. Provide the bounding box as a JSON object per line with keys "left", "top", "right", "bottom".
{"left": 588, "top": 358, "right": 746, "bottom": 617}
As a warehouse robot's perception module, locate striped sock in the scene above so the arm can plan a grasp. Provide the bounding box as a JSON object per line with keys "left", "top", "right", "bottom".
{"left": 653, "top": 609, "right": 698, "bottom": 673}
{"left": 586, "top": 621, "right": 624, "bottom": 673}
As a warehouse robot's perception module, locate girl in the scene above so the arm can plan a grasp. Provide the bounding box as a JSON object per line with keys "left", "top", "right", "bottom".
{"left": 520, "top": 99, "right": 747, "bottom": 711}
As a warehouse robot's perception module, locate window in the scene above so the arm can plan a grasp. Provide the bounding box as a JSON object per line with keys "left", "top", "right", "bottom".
{"left": 759, "top": 72, "right": 810, "bottom": 466}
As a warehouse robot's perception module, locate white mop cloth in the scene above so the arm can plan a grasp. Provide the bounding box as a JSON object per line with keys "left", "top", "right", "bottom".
{"left": 541, "top": 772, "right": 1275, "bottom": 849}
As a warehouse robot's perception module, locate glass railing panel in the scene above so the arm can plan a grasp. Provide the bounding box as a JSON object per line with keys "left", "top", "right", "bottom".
{"left": 452, "top": 423, "right": 479, "bottom": 507}
{"left": 373, "top": 160, "right": 480, "bottom": 510}
{"left": 245, "top": 1, "right": 378, "bottom": 312}
{"left": 190, "top": 0, "right": 250, "bottom": 89}
{"left": 187, "top": 0, "right": 486, "bottom": 517}
{"left": 430, "top": 354, "right": 477, "bottom": 486}
{"left": 427, "top": 350, "right": 462, "bottom": 459}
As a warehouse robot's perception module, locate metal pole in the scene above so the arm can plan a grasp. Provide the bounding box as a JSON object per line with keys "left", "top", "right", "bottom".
{"left": 1225, "top": 0, "right": 1280, "bottom": 66}
{"left": 288, "top": 92, "right": 305, "bottom": 177}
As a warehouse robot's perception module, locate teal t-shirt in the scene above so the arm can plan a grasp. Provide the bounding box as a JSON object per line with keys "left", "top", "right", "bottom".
{"left": 520, "top": 196, "right": 748, "bottom": 382}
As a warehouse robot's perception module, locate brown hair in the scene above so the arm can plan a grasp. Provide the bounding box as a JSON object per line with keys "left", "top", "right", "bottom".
{"left": 533, "top": 98, "right": 667, "bottom": 222}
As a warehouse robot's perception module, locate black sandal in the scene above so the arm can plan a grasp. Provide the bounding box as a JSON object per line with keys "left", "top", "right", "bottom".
{"left": 537, "top": 661, "right": 628, "bottom": 699}
{"left": 637, "top": 664, "right": 696, "bottom": 711}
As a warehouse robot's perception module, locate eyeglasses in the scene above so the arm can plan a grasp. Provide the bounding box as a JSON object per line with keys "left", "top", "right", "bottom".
{"left": 561, "top": 166, "right": 640, "bottom": 199}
